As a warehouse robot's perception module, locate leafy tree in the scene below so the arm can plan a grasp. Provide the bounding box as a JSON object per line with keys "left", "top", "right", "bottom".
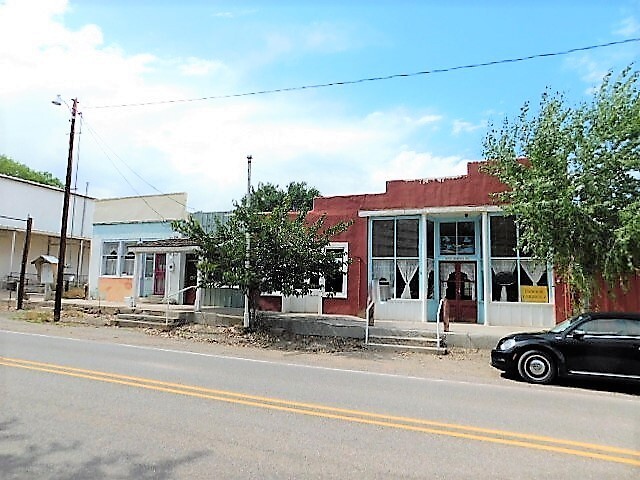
{"left": 0, "top": 154, "right": 64, "bottom": 188}
{"left": 482, "top": 66, "right": 640, "bottom": 310}
{"left": 248, "top": 181, "right": 320, "bottom": 213}
{"left": 173, "top": 199, "right": 351, "bottom": 325}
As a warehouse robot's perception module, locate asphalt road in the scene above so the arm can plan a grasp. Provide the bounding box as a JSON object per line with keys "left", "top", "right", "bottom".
{"left": 0, "top": 318, "right": 638, "bottom": 479}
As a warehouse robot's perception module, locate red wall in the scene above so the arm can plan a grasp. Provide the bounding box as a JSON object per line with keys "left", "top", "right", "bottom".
{"left": 556, "top": 274, "right": 640, "bottom": 320}
{"left": 305, "top": 162, "right": 506, "bottom": 317}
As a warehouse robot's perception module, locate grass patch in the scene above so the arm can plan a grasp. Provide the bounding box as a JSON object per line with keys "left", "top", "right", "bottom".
{"left": 13, "top": 309, "right": 52, "bottom": 323}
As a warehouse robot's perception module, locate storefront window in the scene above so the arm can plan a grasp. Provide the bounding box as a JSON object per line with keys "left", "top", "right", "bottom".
{"left": 440, "top": 221, "right": 475, "bottom": 255}
{"left": 489, "top": 215, "right": 550, "bottom": 303}
{"left": 371, "top": 217, "right": 420, "bottom": 299}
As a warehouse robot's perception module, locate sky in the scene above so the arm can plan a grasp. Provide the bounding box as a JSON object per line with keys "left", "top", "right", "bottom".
{"left": 1, "top": 0, "right": 639, "bottom": 212}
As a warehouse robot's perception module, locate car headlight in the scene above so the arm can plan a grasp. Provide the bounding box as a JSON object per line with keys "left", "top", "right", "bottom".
{"left": 499, "top": 338, "right": 516, "bottom": 351}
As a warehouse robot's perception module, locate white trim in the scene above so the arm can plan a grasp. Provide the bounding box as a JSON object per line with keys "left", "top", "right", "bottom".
{"left": 359, "top": 205, "right": 502, "bottom": 218}
{"left": 128, "top": 245, "right": 197, "bottom": 254}
{"left": 323, "top": 242, "right": 348, "bottom": 299}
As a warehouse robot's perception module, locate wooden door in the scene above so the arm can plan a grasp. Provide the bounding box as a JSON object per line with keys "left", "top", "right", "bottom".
{"left": 183, "top": 254, "right": 197, "bottom": 305}
{"left": 440, "top": 261, "right": 477, "bottom": 323}
{"left": 153, "top": 254, "right": 166, "bottom": 296}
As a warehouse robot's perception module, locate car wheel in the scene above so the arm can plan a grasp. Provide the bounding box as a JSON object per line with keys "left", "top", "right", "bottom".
{"left": 517, "top": 350, "right": 556, "bottom": 384}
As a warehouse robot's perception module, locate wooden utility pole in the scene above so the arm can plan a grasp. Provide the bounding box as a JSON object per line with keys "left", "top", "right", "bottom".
{"left": 53, "top": 98, "right": 78, "bottom": 322}
{"left": 17, "top": 216, "right": 32, "bottom": 310}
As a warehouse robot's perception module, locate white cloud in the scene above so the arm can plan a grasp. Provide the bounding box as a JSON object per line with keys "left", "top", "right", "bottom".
{"left": 452, "top": 119, "right": 486, "bottom": 135}
{"left": 0, "top": 0, "right": 470, "bottom": 212}
{"left": 179, "top": 57, "right": 228, "bottom": 77}
{"left": 370, "top": 150, "right": 470, "bottom": 186}
{"left": 615, "top": 16, "right": 640, "bottom": 37}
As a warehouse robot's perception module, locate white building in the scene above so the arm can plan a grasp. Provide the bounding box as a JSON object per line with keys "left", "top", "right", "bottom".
{"left": 0, "top": 174, "right": 94, "bottom": 290}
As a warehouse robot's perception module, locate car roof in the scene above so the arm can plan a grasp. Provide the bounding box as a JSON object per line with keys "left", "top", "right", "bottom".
{"left": 581, "top": 311, "right": 640, "bottom": 320}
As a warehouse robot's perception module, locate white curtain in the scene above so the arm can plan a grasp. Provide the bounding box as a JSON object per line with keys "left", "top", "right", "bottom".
{"left": 397, "top": 259, "right": 419, "bottom": 299}
{"left": 459, "top": 263, "right": 476, "bottom": 300}
{"left": 439, "top": 264, "right": 457, "bottom": 297}
{"left": 492, "top": 259, "right": 517, "bottom": 302}
{"left": 372, "top": 260, "right": 394, "bottom": 299}
{"left": 521, "top": 260, "right": 546, "bottom": 285}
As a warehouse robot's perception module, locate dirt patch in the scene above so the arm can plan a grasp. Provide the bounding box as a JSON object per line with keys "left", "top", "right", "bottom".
{"left": 145, "top": 322, "right": 366, "bottom": 354}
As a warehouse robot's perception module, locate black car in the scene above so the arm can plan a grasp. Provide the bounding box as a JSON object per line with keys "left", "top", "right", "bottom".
{"left": 491, "top": 312, "right": 640, "bottom": 384}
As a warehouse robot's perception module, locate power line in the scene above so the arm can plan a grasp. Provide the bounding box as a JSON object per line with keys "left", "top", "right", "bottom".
{"left": 80, "top": 117, "right": 195, "bottom": 213}
{"left": 86, "top": 38, "right": 640, "bottom": 110}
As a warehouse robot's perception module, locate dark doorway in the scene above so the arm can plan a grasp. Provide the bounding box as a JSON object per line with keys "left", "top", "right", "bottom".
{"left": 183, "top": 254, "right": 198, "bottom": 305}
{"left": 439, "top": 261, "right": 477, "bottom": 323}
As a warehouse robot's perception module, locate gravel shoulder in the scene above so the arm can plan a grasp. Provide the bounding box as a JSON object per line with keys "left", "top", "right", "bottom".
{"left": 0, "top": 306, "right": 500, "bottom": 384}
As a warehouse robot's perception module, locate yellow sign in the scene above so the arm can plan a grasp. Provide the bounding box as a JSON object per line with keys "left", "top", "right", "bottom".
{"left": 521, "top": 286, "right": 548, "bottom": 303}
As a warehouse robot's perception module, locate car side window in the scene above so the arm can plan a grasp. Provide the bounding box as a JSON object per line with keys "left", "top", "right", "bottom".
{"left": 615, "top": 319, "right": 640, "bottom": 336}
{"left": 578, "top": 319, "right": 619, "bottom": 335}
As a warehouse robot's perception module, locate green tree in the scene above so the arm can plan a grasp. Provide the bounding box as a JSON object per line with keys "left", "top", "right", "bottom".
{"left": 173, "top": 199, "right": 350, "bottom": 325}
{"left": 482, "top": 66, "right": 640, "bottom": 310}
{"left": 0, "top": 154, "right": 64, "bottom": 188}
{"left": 248, "top": 181, "right": 320, "bottom": 213}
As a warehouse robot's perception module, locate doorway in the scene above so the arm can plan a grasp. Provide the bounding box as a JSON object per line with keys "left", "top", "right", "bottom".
{"left": 153, "top": 253, "right": 166, "bottom": 296}
{"left": 439, "top": 261, "right": 477, "bottom": 323}
{"left": 183, "top": 254, "right": 198, "bottom": 305}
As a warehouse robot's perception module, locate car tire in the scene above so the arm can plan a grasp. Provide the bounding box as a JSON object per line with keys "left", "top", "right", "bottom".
{"left": 517, "top": 350, "right": 556, "bottom": 384}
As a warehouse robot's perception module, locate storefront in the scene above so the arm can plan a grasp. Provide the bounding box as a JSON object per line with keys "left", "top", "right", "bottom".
{"left": 302, "top": 162, "right": 556, "bottom": 327}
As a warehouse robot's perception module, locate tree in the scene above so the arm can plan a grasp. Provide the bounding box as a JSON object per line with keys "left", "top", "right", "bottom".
{"left": 173, "top": 199, "right": 351, "bottom": 325}
{"left": 0, "top": 154, "right": 64, "bottom": 188}
{"left": 482, "top": 66, "right": 640, "bottom": 310}
{"left": 248, "top": 181, "right": 320, "bottom": 213}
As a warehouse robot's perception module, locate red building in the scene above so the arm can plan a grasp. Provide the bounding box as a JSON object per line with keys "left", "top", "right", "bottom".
{"left": 264, "top": 162, "right": 639, "bottom": 327}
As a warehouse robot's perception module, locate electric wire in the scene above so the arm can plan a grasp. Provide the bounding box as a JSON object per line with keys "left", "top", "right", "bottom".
{"left": 86, "top": 38, "right": 640, "bottom": 110}
{"left": 80, "top": 117, "right": 195, "bottom": 213}
{"left": 81, "top": 121, "right": 169, "bottom": 220}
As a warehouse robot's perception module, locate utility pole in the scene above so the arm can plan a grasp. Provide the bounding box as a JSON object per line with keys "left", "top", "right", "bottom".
{"left": 244, "top": 155, "right": 252, "bottom": 328}
{"left": 53, "top": 98, "right": 78, "bottom": 322}
{"left": 17, "top": 216, "right": 32, "bottom": 310}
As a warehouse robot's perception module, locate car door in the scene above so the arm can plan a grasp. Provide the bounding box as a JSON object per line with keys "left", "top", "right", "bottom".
{"left": 559, "top": 318, "right": 628, "bottom": 377}
{"left": 612, "top": 318, "right": 640, "bottom": 378}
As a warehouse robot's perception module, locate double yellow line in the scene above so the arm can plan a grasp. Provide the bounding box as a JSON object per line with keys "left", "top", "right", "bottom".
{"left": 1, "top": 355, "right": 638, "bottom": 467}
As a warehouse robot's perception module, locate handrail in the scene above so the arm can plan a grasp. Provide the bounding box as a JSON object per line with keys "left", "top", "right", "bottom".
{"left": 164, "top": 285, "right": 198, "bottom": 326}
{"left": 436, "top": 298, "right": 445, "bottom": 348}
{"left": 365, "top": 298, "right": 374, "bottom": 344}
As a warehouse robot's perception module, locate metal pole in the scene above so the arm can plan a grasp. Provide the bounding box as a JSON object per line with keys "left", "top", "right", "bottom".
{"left": 243, "top": 155, "right": 252, "bottom": 328}
{"left": 53, "top": 98, "right": 77, "bottom": 322}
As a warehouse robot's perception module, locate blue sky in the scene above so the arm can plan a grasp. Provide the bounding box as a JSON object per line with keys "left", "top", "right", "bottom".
{"left": 1, "top": 0, "right": 639, "bottom": 211}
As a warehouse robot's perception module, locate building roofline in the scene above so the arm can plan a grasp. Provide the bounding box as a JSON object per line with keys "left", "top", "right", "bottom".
{"left": 0, "top": 173, "right": 95, "bottom": 200}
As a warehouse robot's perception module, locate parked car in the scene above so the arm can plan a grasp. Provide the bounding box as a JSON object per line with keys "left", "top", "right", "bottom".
{"left": 491, "top": 312, "right": 640, "bottom": 384}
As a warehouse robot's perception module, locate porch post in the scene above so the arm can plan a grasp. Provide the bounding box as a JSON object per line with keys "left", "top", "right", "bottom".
{"left": 194, "top": 267, "right": 202, "bottom": 312}
{"left": 132, "top": 252, "right": 140, "bottom": 305}
{"left": 421, "top": 213, "right": 427, "bottom": 323}
{"left": 482, "top": 212, "right": 491, "bottom": 326}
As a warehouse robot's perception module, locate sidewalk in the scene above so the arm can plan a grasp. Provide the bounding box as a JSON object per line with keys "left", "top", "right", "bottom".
{"left": 1, "top": 292, "right": 530, "bottom": 350}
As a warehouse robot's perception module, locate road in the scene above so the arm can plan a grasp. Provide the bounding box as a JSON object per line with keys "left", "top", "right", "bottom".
{"left": 0, "top": 317, "right": 638, "bottom": 479}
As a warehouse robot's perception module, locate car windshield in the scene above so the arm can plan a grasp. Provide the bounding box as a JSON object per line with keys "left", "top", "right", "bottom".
{"left": 549, "top": 314, "right": 585, "bottom": 333}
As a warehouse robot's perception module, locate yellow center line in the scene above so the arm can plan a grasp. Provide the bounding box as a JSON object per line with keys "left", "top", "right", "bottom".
{"left": 1, "top": 356, "right": 638, "bottom": 467}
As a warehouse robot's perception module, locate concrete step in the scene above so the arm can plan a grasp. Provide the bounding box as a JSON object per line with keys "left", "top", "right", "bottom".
{"left": 367, "top": 331, "right": 447, "bottom": 354}
{"left": 114, "top": 313, "right": 190, "bottom": 329}
{"left": 366, "top": 342, "right": 447, "bottom": 354}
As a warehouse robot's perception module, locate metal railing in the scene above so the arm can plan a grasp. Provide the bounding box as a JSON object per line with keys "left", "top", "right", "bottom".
{"left": 364, "top": 296, "right": 446, "bottom": 349}
{"left": 164, "top": 285, "right": 198, "bottom": 326}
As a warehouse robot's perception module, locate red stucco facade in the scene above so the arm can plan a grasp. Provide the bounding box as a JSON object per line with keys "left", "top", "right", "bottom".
{"left": 305, "top": 162, "right": 507, "bottom": 317}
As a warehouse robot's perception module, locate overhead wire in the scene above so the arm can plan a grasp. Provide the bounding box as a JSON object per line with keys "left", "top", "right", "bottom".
{"left": 81, "top": 120, "right": 169, "bottom": 220}
{"left": 80, "top": 117, "right": 195, "bottom": 213}
{"left": 75, "top": 37, "right": 640, "bottom": 208}
{"left": 85, "top": 38, "right": 640, "bottom": 110}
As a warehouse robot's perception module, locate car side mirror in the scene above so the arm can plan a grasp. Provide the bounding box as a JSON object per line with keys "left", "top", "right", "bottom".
{"left": 571, "top": 329, "right": 586, "bottom": 340}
